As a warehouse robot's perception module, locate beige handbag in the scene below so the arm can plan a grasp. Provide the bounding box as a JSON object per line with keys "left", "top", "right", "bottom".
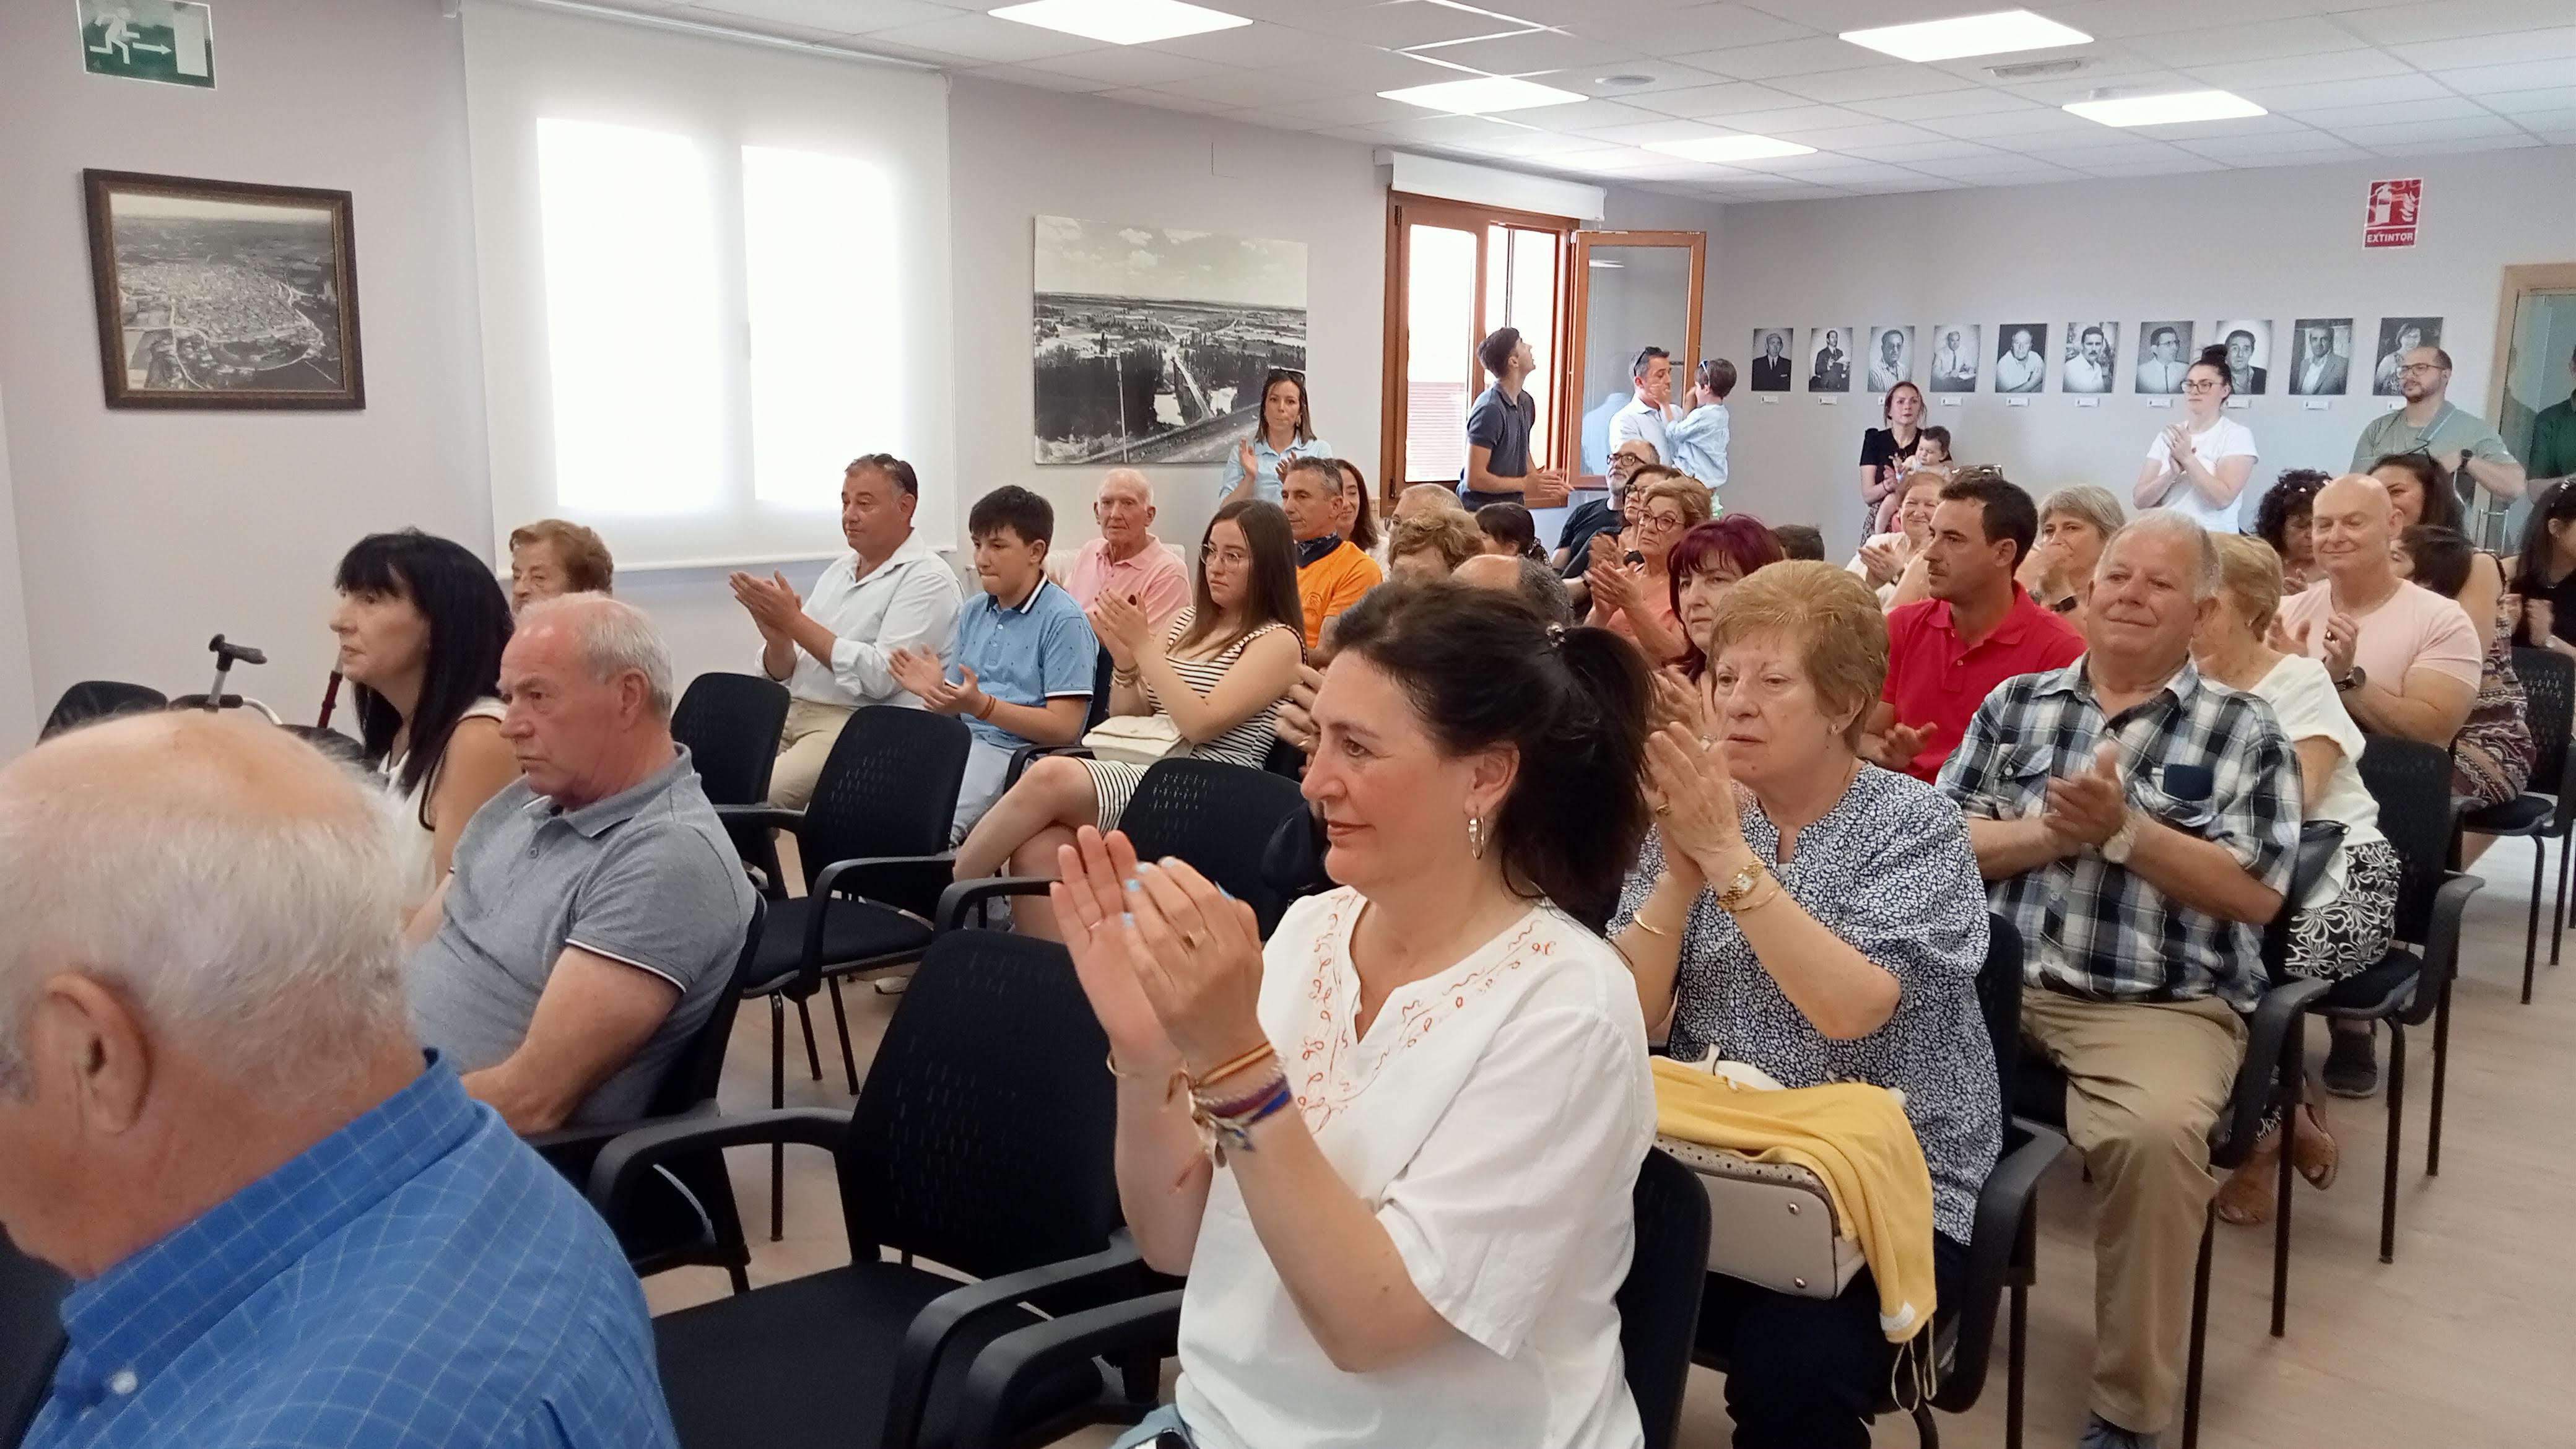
{"left": 1654, "top": 1052, "right": 1866, "bottom": 1299}
{"left": 1081, "top": 713, "right": 1187, "bottom": 765}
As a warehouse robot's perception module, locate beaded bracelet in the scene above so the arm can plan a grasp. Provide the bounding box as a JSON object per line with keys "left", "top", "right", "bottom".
{"left": 1193, "top": 1073, "right": 1293, "bottom": 1164}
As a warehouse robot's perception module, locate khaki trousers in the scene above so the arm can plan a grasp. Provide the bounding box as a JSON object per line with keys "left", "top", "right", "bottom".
{"left": 767, "top": 698, "right": 855, "bottom": 808}
{"left": 2021, "top": 990, "right": 2247, "bottom": 1435}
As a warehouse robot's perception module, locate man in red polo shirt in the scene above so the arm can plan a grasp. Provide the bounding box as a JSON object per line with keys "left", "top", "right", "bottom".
{"left": 1869, "top": 468, "right": 2087, "bottom": 780}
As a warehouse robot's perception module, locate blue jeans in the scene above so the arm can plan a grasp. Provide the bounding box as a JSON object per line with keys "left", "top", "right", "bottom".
{"left": 1107, "top": 1404, "right": 1193, "bottom": 1448}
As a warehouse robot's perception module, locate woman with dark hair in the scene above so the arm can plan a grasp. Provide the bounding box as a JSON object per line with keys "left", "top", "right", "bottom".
{"left": 2511, "top": 479, "right": 2576, "bottom": 655}
{"left": 1613, "top": 562, "right": 1996, "bottom": 1448}
{"left": 1332, "top": 458, "right": 1379, "bottom": 559}
{"left": 2134, "top": 345, "right": 2258, "bottom": 531}
{"left": 1669, "top": 516, "right": 1787, "bottom": 685}
{"left": 2254, "top": 468, "right": 2332, "bottom": 592}
{"left": 1223, "top": 370, "right": 1331, "bottom": 507}
{"left": 1474, "top": 502, "right": 1544, "bottom": 560}
{"left": 1858, "top": 381, "right": 1925, "bottom": 536}
{"left": 328, "top": 529, "right": 517, "bottom": 912}
{"left": 2393, "top": 511, "right": 2534, "bottom": 856}
{"left": 1055, "top": 581, "right": 1658, "bottom": 1449}
{"left": 957, "top": 499, "right": 1305, "bottom": 939}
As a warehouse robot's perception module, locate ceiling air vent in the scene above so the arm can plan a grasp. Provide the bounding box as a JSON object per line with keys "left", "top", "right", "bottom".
{"left": 1988, "top": 56, "right": 2091, "bottom": 80}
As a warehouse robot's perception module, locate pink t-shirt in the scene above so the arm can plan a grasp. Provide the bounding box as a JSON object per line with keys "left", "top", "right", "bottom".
{"left": 2277, "top": 578, "right": 2481, "bottom": 690}
{"left": 1062, "top": 534, "right": 1191, "bottom": 631}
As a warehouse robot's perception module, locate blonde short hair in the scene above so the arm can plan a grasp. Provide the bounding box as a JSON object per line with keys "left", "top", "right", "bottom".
{"left": 1388, "top": 510, "right": 1483, "bottom": 572}
{"left": 507, "top": 518, "right": 615, "bottom": 594}
{"left": 1705, "top": 560, "right": 1889, "bottom": 748}
{"left": 2210, "top": 533, "right": 2283, "bottom": 633}
{"left": 1637, "top": 474, "right": 1715, "bottom": 529}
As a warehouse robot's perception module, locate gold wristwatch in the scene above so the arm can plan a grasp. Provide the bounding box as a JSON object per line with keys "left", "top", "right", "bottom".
{"left": 1713, "top": 858, "right": 1769, "bottom": 912}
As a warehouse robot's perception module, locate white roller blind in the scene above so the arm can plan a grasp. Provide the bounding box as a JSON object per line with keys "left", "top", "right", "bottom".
{"left": 462, "top": 1, "right": 955, "bottom": 568}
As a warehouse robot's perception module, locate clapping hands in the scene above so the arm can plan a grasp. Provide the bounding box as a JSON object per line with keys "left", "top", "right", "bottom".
{"left": 1089, "top": 590, "right": 1154, "bottom": 670}
{"left": 888, "top": 646, "right": 982, "bottom": 716}
{"left": 729, "top": 570, "right": 804, "bottom": 638}
{"left": 2043, "top": 741, "right": 2129, "bottom": 849}
{"left": 1051, "top": 827, "right": 1268, "bottom": 1078}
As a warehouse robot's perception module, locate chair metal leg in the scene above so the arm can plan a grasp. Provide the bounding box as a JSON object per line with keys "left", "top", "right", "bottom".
{"left": 796, "top": 996, "right": 823, "bottom": 1079}
{"left": 2555, "top": 829, "right": 2573, "bottom": 968}
{"left": 2182, "top": 1209, "right": 2214, "bottom": 1449}
{"left": 1912, "top": 1403, "right": 1939, "bottom": 1448}
{"left": 2271, "top": 1016, "right": 2302, "bottom": 1338}
{"left": 2006, "top": 1282, "right": 2027, "bottom": 1449}
{"left": 2428, "top": 979, "right": 2452, "bottom": 1177}
{"left": 825, "top": 977, "right": 859, "bottom": 1095}
{"left": 2523, "top": 835, "right": 2545, "bottom": 1004}
{"left": 2380, "top": 1020, "right": 2407, "bottom": 1263}
{"left": 768, "top": 995, "right": 786, "bottom": 1242}
{"left": 726, "top": 1264, "right": 751, "bottom": 1295}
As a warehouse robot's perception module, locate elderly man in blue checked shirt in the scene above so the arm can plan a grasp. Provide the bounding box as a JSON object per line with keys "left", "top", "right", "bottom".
{"left": 0, "top": 712, "right": 672, "bottom": 1449}
{"left": 1939, "top": 512, "right": 2300, "bottom": 1449}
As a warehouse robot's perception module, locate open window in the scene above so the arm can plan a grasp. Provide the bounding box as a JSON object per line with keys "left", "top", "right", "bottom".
{"left": 1560, "top": 231, "right": 1707, "bottom": 488}
{"left": 1380, "top": 194, "right": 1572, "bottom": 501}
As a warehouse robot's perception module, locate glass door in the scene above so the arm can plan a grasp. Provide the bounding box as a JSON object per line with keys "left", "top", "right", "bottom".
{"left": 1560, "top": 230, "right": 1706, "bottom": 487}
{"left": 2492, "top": 264, "right": 2576, "bottom": 546}
{"left": 1382, "top": 194, "right": 1570, "bottom": 499}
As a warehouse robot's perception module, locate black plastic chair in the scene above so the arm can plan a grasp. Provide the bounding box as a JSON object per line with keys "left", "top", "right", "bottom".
{"left": 587, "top": 928, "right": 1147, "bottom": 1449}
{"left": 948, "top": 1146, "right": 1713, "bottom": 1449}
{"left": 2, "top": 1232, "right": 71, "bottom": 1448}
{"left": 2335, "top": 737, "right": 2485, "bottom": 1260}
{"left": 949, "top": 758, "right": 1315, "bottom": 939}
{"left": 38, "top": 680, "right": 167, "bottom": 739}
{"left": 1693, "top": 915, "right": 2063, "bottom": 1449}
{"left": 672, "top": 672, "right": 793, "bottom": 809}
{"left": 2460, "top": 647, "right": 2572, "bottom": 1003}
{"left": 716, "top": 706, "right": 971, "bottom": 1236}
{"left": 528, "top": 897, "right": 766, "bottom": 1294}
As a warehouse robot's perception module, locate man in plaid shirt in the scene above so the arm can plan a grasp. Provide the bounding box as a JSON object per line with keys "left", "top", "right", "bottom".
{"left": 1939, "top": 513, "right": 2299, "bottom": 1449}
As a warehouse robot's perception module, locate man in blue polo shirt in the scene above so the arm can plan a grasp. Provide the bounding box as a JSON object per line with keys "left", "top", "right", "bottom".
{"left": 891, "top": 485, "right": 1098, "bottom": 842}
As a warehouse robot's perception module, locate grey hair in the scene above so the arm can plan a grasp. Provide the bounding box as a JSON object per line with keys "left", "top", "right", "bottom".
{"left": 0, "top": 741, "right": 409, "bottom": 1097}
{"left": 2039, "top": 485, "right": 2126, "bottom": 543}
{"left": 1516, "top": 557, "right": 1573, "bottom": 625}
{"left": 520, "top": 593, "right": 675, "bottom": 720}
{"left": 2107, "top": 510, "right": 2222, "bottom": 601}
{"left": 1099, "top": 467, "right": 1153, "bottom": 506}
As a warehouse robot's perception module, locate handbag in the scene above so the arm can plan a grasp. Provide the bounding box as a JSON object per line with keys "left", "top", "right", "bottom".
{"left": 1081, "top": 713, "right": 1187, "bottom": 765}
{"left": 1654, "top": 1050, "right": 1864, "bottom": 1299}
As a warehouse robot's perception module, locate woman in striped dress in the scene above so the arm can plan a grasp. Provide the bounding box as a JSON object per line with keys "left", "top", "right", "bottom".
{"left": 955, "top": 498, "right": 1306, "bottom": 939}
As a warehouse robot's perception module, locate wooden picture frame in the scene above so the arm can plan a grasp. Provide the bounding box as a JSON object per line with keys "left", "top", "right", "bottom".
{"left": 82, "top": 169, "right": 364, "bottom": 410}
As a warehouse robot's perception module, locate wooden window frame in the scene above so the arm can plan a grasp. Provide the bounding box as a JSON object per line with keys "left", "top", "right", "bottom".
{"left": 1560, "top": 230, "right": 1706, "bottom": 489}
{"left": 1380, "top": 192, "right": 1575, "bottom": 505}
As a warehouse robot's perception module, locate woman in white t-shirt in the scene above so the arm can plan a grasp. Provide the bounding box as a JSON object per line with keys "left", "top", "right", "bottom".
{"left": 1052, "top": 581, "right": 1658, "bottom": 1449}
{"left": 2193, "top": 537, "right": 2400, "bottom": 1225}
{"left": 2134, "top": 344, "right": 2258, "bottom": 532}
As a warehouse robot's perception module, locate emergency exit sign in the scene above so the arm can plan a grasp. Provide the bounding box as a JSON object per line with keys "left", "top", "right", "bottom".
{"left": 79, "top": 1, "right": 217, "bottom": 90}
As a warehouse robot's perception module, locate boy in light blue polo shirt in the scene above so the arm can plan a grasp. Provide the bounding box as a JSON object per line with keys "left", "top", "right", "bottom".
{"left": 889, "top": 486, "right": 1098, "bottom": 842}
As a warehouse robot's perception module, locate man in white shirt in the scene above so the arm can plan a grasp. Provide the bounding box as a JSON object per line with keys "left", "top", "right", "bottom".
{"left": 2065, "top": 326, "right": 2114, "bottom": 394}
{"left": 729, "top": 453, "right": 963, "bottom": 807}
{"left": 1995, "top": 328, "right": 2043, "bottom": 393}
{"left": 1932, "top": 329, "right": 1976, "bottom": 391}
{"left": 2136, "top": 327, "right": 2187, "bottom": 394}
{"left": 1608, "top": 346, "right": 1676, "bottom": 464}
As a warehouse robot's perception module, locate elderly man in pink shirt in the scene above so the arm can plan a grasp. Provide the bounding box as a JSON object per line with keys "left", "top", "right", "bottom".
{"left": 1061, "top": 468, "right": 1190, "bottom": 632}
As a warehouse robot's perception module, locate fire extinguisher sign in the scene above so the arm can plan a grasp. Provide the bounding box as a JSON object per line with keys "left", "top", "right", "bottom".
{"left": 2364, "top": 178, "right": 2421, "bottom": 249}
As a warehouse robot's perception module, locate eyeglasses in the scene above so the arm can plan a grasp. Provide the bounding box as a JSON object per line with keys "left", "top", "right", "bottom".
{"left": 2400, "top": 362, "right": 2445, "bottom": 376}
{"left": 1637, "top": 511, "right": 1688, "bottom": 533}
{"left": 2182, "top": 378, "right": 2223, "bottom": 391}
{"left": 1200, "top": 546, "right": 1252, "bottom": 567}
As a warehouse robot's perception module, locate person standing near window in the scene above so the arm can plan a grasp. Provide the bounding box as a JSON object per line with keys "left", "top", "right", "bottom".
{"left": 1609, "top": 347, "right": 1677, "bottom": 464}
{"left": 2349, "top": 345, "right": 2526, "bottom": 552}
{"left": 1460, "top": 327, "right": 1569, "bottom": 510}
{"left": 2134, "top": 347, "right": 2258, "bottom": 533}
{"left": 1222, "top": 370, "right": 1332, "bottom": 507}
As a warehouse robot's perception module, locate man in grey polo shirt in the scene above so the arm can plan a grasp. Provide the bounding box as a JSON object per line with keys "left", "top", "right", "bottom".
{"left": 407, "top": 594, "right": 754, "bottom": 1131}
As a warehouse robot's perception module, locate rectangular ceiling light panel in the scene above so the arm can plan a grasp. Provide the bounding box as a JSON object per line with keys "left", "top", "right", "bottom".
{"left": 1380, "top": 75, "right": 1589, "bottom": 114}
{"left": 989, "top": 0, "right": 1251, "bottom": 46}
{"left": 1643, "top": 134, "right": 1817, "bottom": 162}
{"left": 1841, "top": 9, "right": 2091, "bottom": 64}
{"left": 2065, "top": 90, "right": 2267, "bottom": 126}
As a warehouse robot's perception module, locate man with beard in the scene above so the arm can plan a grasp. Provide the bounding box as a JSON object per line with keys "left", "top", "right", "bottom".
{"left": 2351, "top": 346, "right": 2526, "bottom": 550}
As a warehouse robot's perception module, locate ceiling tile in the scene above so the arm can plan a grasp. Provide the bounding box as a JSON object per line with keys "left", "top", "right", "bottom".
{"left": 2125, "top": 17, "right": 2380, "bottom": 67}
{"left": 1208, "top": 108, "right": 1339, "bottom": 132}
{"left": 1021, "top": 48, "right": 1233, "bottom": 87}
{"left": 2432, "top": 59, "right": 2576, "bottom": 95}
{"left": 1573, "top": 118, "right": 1744, "bottom": 146}
{"left": 1786, "top": 160, "right": 1943, "bottom": 186}
{"left": 2479, "top": 85, "right": 2576, "bottom": 114}
{"left": 2541, "top": 128, "right": 2576, "bottom": 144}
{"left": 675, "top": 0, "right": 960, "bottom": 33}
{"left": 1463, "top": 127, "right": 1640, "bottom": 157}
{"left": 1523, "top": 98, "right": 1679, "bottom": 133}
{"left": 1492, "top": 0, "right": 1711, "bottom": 22}
{"left": 2249, "top": 74, "right": 2457, "bottom": 111}
{"left": 1267, "top": 92, "right": 1434, "bottom": 125}
{"left": 1097, "top": 87, "right": 1231, "bottom": 114}
{"left": 1546, "top": 61, "right": 1738, "bottom": 98}
{"left": 1836, "top": 139, "right": 2006, "bottom": 162}
{"left": 1919, "top": 108, "right": 2108, "bottom": 141}
{"left": 1145, "top": 21, "right": 1385, "bottom": 69}
{"left": 1764, "top": 63, "right": 1978, "bottom": 104}
{"left": 2367, "top": 133, "right": 2546, "bottom": 155}
{"left": 1591, "top": 4, "right": 1817, "bottom": 53}
{"left": 867, "top": 14, "right": 1102, "bottom": 63}
{"left": 1411, "top": 28, "right": 1644, "bottom": 73}
{"left": 2179, "top": 49, "right": 2416, "bottom": 89}
{"left": 1765, "top": 121, "right": 1944, "bottom": 149}
{"left": 1530, "top": 146, "right": 1681, "bottom": 172}
{"left": 2293, "top": 96, "right": 2497, "bottom": 128}
{"left": 2334, "top": 0, "right": 2571, "bottom": 47}
{"left": 2077, "top": 157, "right": 2227, "bottom": 176}
{"left": 1149, "top": 69, "right": 1325, "bottom": 108}
{"left": 2042, "top": 0, "right": 2324, "bottom": 41}
{"left": 2015, "top": 139, "right": 2194, "bottom": 165}
{"left": 1264, "top": 44, "right": 1469, "bottom": 92}
{"left": 1677, "top": 37, "right": 1887, "bottom": 80}
{"left": 2509, "top": 106, "right": 2576, "bottom": 129}
{"left": 2330, "top": 115, "right": 2533, "bottom": 145}
{"left": 1369, "top": 113, "right": 1561, "bottom": 146}
{"left": 1291, "top": 2, "right": 1535, "bottom": 50}
{"left": 1907, "top": 155, "right": 2088, "bottom": 181}
{"left": 2390, "top": 26, "right": 2576, "bottom": 71}
{"left": 1684, "top": 103, "right": 1876, "bottom": 133}
{"left": 2121, "top": 113, "right": 2313, "bottom": 140}
{"left": 1850, "top": 89, "right": 2045, "bottom": 121}
{"left": 963, "top": 62, "right": 1118, "bottom": 93}
{"left": 1738, "top": 0, "right": 1980, "bottom": 29}
{"left": 1624, "top": 81, "right": 1816, "bottom": 118}
{"left": 2174, "top": 130, "right": 2369, "bottom": 159}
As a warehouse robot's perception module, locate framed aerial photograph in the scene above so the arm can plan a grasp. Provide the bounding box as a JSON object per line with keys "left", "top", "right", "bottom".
{"left": 82, "top": 169, "right": 363, "bottom": 410}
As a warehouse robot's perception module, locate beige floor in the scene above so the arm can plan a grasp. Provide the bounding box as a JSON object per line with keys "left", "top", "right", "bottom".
{"left": 643, "top": 835, "right": 2576, "bottom": 1448}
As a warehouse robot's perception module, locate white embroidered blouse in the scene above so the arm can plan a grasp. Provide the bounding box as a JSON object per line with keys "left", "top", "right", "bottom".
{"left": 1172, "top": 887, "right": 1656, "bottom": 1449}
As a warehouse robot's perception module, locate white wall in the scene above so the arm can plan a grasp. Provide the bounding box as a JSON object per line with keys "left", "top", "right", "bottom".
{"left": 0, "top": 0, "right": 490, "bottom": 726}
{"left": 1713, "top": 146, "right": 2576, "bottom": 556}
{"left": 0, "top": 388, "right": 38, "bottom": 749}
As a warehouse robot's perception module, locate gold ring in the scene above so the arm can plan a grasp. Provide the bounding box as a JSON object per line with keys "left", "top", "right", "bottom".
{"left": 1184, "top": 931, "right": 1208, "bottom": 951}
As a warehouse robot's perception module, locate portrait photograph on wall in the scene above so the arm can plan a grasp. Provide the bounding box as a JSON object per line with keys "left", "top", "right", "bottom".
{"left": 2135, "top": 321, "right": 2195, "bottom": 395}
{"left": 2214, "top": 320, "right": 2273, "bottom": 394}
{"left": 1928, "top": 323, "right": 1980, "bottom": 393}
{"left": 1032, "top": 215, "right": 1307, "bottom": 465}
{"left": 1806, "top": 326, "right": 1855, "bottom": 392}
{"left": 1867, "top": 325, "right": 1913, "bottom": 391}
{"left": 2372, "top": 315, "right": 2443, "bottom": 397}
{"left": 1749, "top": 328, "right": 1795, "bottom": 391}
{"left": 2062, "top": 321, "right": 2118, "bottom": 393}
{"left": 2289, "top": 318, "right": 2356, "bottom": 396}
{"left": 1993, "top": 323, "right": 2047, "bottom": 393}
{"left": 82, "top": 169, "right": 363, "bottom": 409}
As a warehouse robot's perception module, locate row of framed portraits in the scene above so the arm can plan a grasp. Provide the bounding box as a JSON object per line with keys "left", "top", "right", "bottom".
{"left": 1746, "top": 316, "right": 2443, "bottom": 400}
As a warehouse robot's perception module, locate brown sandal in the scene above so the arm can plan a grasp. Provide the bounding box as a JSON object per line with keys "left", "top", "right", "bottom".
{"left": 2291, "top": 1102, "right": 2339, "bottom": 1190}
{"left": 2214, "top": 1131, "right": 2283, "bottom": 1225}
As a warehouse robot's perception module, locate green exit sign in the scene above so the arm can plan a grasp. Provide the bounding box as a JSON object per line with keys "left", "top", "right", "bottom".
{"left": 79, "top": 1, "right": 217, "bottom": 90}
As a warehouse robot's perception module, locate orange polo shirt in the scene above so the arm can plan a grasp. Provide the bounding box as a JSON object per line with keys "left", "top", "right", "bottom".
{"left": 1298, "top": 539, "right": 1382, "bottom": 650}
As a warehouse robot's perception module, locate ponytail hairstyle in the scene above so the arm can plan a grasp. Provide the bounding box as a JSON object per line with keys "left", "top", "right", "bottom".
{"left": 1326, "top": 581, "right": 1651, "bottom": 925}
{"left": 2190, "top": 343, "right": 2234, "bottom": 393}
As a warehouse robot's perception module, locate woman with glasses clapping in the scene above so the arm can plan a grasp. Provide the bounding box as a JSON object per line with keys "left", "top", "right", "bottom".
{"left": 2133, "top": 344, "right": 2259, "bottom": 533}
{"left": 1585, "top": 474, "right": 1713, "bottom": 664}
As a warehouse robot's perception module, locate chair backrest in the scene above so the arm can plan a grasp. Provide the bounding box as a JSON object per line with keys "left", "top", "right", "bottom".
{"left": 1083, "top": 646, "right": 1115, "bottom": 732}
{"left": 669, "top": 672, "right": 792, "bottom": 808}
{"left": 2511, "top": 646, "right": 2575, "bottom": 814}
{"left": 1, "top": 1233, "right": 70, "bottom": 1448}
{"left": 2356, "top": 735, "right": 2458, "bottom": 949}
{"left": 835, "top": 930, "right": 1120, "bottom": 1281}
{"left": 1120, "top": 759, "right": 1313, "bottom": 936}
{"left": 39, "top": 681, "right": 166, "bottom": 739}
{"left": 1976, "top": 913, "right": 2024, "bottom": 1097}
{"left": 1619, "top": 1148, "right": 1712, "bottom": 1449}
{"left": 642, "top": 895, "right": 766, "bottom": 1119}
{"left": 800, "top": 707, "right": 972, "bottom": 913}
